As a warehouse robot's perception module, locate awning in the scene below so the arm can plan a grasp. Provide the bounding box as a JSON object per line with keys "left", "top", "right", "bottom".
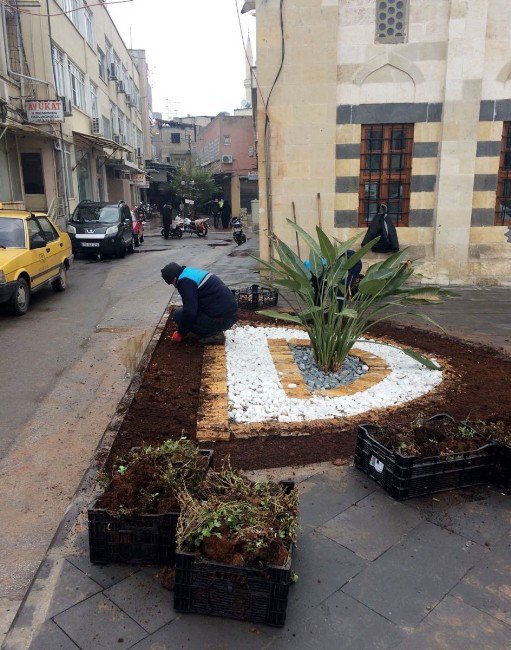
{"left": 241, "top": 1, "right": 255, "bottom": 13}
{"left": 105, "top": 159, "right": 146, "bottom": 174}
{"left": 72, "top": 131, "right": 129, "bottom": 152}
{"left": 0, "top": 121, "right": 58, "bottom": 139}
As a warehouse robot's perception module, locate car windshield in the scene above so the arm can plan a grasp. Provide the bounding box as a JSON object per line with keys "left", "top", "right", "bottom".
{"left": 71, "top": 205, "right": 119, "bottom": 224}
{"left": 0, "top": 218, "right": 26, "bottom": 248}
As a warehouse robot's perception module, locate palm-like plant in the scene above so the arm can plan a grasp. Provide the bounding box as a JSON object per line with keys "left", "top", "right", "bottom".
{"left": 258, "top": 221, "right": 453, "bottom": 373}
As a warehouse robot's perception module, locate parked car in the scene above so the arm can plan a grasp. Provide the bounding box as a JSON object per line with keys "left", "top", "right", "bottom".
{"left": 0, "top": 207, "right": 73, "bottom": 316}
{"left": 67, "top": 200, "right": 135, "bottom": 258}
{"left": 131, "top": 208, "right": 145, "bottom": 246}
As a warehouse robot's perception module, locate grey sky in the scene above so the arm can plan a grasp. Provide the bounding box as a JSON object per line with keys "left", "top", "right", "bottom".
{"left": 107, "top": 0, "right": 256, "bottom": 118}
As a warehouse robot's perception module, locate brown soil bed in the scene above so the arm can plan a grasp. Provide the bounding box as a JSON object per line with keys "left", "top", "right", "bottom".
{"left": 105, "top": 310, "right": 511, "bottom": 471}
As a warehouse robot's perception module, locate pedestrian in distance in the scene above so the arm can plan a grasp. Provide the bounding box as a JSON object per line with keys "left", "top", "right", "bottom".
{"left": 210, "top": 198, "right": 221, "bottom": 229}
{"left": 221, "top": 199, "right": 232, "bottom": 229}
{"left": 161, "top": 262, "right": 238, "bottom": 344}
{"left": 161, "top": 201, "right": 173, "bottom": 239}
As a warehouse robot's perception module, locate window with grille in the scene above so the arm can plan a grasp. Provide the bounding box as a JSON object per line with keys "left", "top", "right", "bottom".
{"left": 376, "top": 0, "right": 409, "bottom": 44}
{"left": 358, "top": 123, "right": 414, "bottom": 227}
{"left": 171, "top": 133, "right": 181, "bottom": 144}
{"left": 68, "top": 61, "right": 85, "bottom": 109}
{"left": 495, "top": 122, "right": 511, "bottom": 224}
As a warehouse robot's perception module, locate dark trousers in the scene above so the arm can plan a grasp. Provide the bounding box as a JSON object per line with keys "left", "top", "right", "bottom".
{"left": 221, "top": 213, "right": 230, "bottom": 229}
{"left": 162, "top": 217, "right": 171, "bottom": 239}
{"left": 173, "top": 308, "right": 237, "bottom": 337}
{"left": 212, "top": 212, "right": 220, "bottom": 228}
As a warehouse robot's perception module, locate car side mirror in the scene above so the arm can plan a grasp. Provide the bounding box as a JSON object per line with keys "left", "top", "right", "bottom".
{"left": 30, "top": 234, "right": 46, "bottom": 249}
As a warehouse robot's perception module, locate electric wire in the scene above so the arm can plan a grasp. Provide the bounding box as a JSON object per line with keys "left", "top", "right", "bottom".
{"left": 0, "top": 0, "right": 134, "bottom": 18}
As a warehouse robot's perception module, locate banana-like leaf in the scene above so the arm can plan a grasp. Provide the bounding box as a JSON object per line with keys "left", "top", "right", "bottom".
{"left": 357, "top": 278, "right": 389, "bottom": 295}
{"left": 257, "top": 310, "right": 303, "bottom": 324}
{"left": 286, "top": 219, "right": 323, "bottom": 256}
{"left": 332, "top": 233, "right": 363, "bottom": 256}
{"left": 270, "top": 279, "right": 303, "bottom": 291}
{"left": 316, "top": 226, "right": 336, "bottom": 265}
{"left": 309, "top": 249, "right": 325, "bottom": 278}
{"left": 340, "top": 307, "right": 358, "bottom": 319}
{"left": 402, "top": 348, "right": 441, "bottom": 370}
{"left": 343, "top": 237, "right": 381, "bottom": 270}
{"left": 277, "top": 240, "right": 311, "bottom": 279}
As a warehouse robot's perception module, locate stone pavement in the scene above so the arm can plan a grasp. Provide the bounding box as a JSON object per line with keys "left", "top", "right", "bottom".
{"left": 4, "top": 232, "right": 511, "bottom": 649}
{"left": 6, "top": 464, "right": 511, "bottom": 649}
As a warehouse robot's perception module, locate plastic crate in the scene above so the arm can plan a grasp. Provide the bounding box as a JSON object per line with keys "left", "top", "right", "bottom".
{"left": 354, "top": 415, "right": 496, "bottom": 501}
{"left": 231, "top": 284, "right": 279, "bottom": 310}
{"left": 173, "top": 480, "right": 295, "bottom": 627}
{"left": 493, "top": 444, "right": 511, "bottom": 493}
{"left": 88, "top": 450, "right": 213, "bottom": 566}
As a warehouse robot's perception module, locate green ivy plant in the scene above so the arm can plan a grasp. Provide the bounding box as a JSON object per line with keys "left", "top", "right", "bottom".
{"left": 257, "top": 221, "right": 455, "bottom": 373}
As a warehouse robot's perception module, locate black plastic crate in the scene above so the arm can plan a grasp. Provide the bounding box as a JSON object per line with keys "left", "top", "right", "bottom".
{"left": 88, "top": 449, "right": 213, "bottom": 566}
{"left": 173, "top": 480, "right": 295, "bottom": 627}
{"left": 354, "top": 414, "right": 496, "bottom": 501}
{"left": 493, "top": 444, "right": 511, "bottom": 493}
{"left": 231, "top": 284, "right": 279, "bottom": 310}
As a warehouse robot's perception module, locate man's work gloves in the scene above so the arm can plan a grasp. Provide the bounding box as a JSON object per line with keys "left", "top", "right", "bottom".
{"left": 171, "top": 331, "right": 184, "bottom": 343}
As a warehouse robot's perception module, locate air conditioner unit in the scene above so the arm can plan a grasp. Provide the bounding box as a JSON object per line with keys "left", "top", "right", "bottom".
{"left": 113, "top": 133, "right": 120, "bottom": 144}
{"left": 60, "top": 97, "right": 72, "bottom": 116}
{"left": 117, "top": 81, "right": 125, "bottom": 93}
{"left": 109, "top": 63, "right": 118, "bottom": 80}
{"left": 0, "top": 80, "right": 9, "bottom": 103}
{"left": 222, "top": 154, "right": 233, "bottom": 164}
{"left": 91, "top": 117, "right": 101, "bottom": 134}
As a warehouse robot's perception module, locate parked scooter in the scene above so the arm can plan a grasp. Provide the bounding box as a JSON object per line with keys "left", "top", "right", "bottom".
{"left": 182, "top": 216, "right": 209, "bottom": 237}
{"left": 161, "top": 216, "right": 184, "bottom": 239}
{"left": 231, "top": 216, "right": 247, "bottom": 246}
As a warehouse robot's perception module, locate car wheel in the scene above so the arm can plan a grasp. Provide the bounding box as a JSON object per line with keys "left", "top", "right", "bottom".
{"left": 9, "top": 277, "right": 30, "bottom": 316}
{"left": 117, "top": 241, "right": 127, "bottom": 258}
{"left": 134, "top": 233, "right": 140, "bottom": 247}
{"left": 51, "top": 266, "right": 67, "bottom": 292}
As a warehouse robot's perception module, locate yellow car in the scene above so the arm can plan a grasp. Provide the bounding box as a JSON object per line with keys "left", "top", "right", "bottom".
{"left": 0, "top": 207, "right": 73, "bottom": 316}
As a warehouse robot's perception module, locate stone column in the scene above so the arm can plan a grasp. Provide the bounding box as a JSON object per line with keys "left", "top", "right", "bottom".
{"left": 433, "top": 0, "right": 490, "bottom": 284}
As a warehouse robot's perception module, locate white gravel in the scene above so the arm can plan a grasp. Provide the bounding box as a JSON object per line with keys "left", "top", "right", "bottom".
{"left": 225, "top": 325, "right": 443, "bottom": 424}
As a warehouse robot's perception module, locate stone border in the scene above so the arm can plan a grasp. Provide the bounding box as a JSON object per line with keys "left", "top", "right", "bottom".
{"left": 196, "top": 345, "right": 230, "bottom": 441}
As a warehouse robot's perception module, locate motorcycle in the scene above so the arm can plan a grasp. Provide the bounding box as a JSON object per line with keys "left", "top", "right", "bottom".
{"left": 231, "top": 216, "right": 247, "bottom": 246}
{"left": 182, "top": 216, "right": 209, "bottom": 237}
{"left": 161, "top": 216, "right": 184, "bottom": 239}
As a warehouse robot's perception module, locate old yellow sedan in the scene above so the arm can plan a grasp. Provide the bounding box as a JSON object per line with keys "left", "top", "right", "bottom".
{"left": 0, "top": 207, "right": 73, "bottom": 316}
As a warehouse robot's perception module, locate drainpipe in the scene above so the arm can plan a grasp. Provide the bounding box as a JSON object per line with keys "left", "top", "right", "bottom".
{"left": 0, "top": 4, "right": 54, "bottom": 92}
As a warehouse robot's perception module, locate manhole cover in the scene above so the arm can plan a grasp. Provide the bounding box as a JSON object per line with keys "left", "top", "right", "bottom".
{"left": 208, "top": 242, "right": 230, "bottom": 247}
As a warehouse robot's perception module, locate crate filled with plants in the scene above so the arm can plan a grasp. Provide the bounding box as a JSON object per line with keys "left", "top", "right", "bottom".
{"left": 89, "top": 438, "right": 213, "bottom": 565}
{"left": 473, "top": 419, "right": 511, "bottom": 493}
{"left": 174, "top": 467, "right": 298, "bottom": 627}
{"left": 231, "top": 284, "right": 279, "bottom": 310}
{"left": 354, "top": 413, "right": 496, "bottom": 500}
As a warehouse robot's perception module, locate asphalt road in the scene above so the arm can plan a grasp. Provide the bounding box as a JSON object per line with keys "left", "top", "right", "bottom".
{"left": 0, "top": 225, "right": 246, "bottom": 606}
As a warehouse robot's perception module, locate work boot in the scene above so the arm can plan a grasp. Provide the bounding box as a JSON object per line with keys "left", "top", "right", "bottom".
{"left": 200, "top": 332, "right": 226, "bottom": 345}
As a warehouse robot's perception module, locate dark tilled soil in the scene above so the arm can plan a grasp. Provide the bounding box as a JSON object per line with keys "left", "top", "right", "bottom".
{"left": 105, "top": 311, "right": 511, "bottom": 471}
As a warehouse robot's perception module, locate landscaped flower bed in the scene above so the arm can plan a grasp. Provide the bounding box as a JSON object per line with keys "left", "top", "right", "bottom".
{"left": 174, "top": 469, "right": 298, "bottom": 626}
{"left": 89, "top": 439, "right": 213, "bottom": 565}
{"left": 354, "top": 414, "right": 497, "bottom": 500}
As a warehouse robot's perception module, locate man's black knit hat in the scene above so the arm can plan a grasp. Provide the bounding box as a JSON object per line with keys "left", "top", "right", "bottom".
{"left": 161, "top": 262, "right": 183, "bottom": 285}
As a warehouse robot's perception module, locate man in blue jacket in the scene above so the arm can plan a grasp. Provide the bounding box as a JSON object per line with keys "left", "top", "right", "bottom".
{"left": 161, "top": 262, "right": 238, "bottom": 344}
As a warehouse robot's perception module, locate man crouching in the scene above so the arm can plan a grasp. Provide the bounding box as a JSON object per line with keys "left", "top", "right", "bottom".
{"left": 161, "top": 262, "right": 238, "bottom": 344}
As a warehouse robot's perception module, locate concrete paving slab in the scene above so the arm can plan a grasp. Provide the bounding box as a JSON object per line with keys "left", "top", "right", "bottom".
{"left": 452, "top": 533, "right": 511, "bottom": 626}
{"left": 269, "top": 591, "right": 406, "bottom": 649}
{"left": 318, "top": 491, "right": 423, "bottom": 561}
{"left": 28, "top": 620, "right": 79, "bottom": 649}
{"left": 289, "top": 529, "right": 366, "bottom": 611}
{"left": 395, "top": 594, "right": 511, "bottom": 649}
{"left": 67, "top": 552, "right": 138, "bottom": 590}
{"left": 298, "top": 467, "right": 377, "bottom": 530}
{"left": 412, "top": 486, "right": 511, "bottom": 547}
{"left": 130, "top": 615, "right": 275, "bottom": 650}
{"left": 104, "top": 568, "right": 175, "bottom": 634}
{"left": 343, "top": 521, "right": 485, "bottom": 627}
{"left": 53, "top": 593, "right": 147, "bottom": 649}
{"left": 46, "top": 560, "right": 102, "bottom": 619}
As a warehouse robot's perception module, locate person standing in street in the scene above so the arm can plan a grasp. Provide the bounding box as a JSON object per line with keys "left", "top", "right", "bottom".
{"left": 221, "top": 199, "right": 232, "bottom": 229}
{"left": 161, "top": 262, "right": 238, "bottom": 344}
{"left": 210, "top": 198, "right": 221, "bottom": 229}
{"left": 162, "top": 202, "right": 173, "bottom": 239}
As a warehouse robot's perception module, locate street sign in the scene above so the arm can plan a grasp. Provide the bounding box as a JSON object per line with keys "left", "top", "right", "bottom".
{"left": 25, "top": 99, "right": 64, "bottom": 123}
{"left": 247, "top": 171, "right": 258, "bottom": 181}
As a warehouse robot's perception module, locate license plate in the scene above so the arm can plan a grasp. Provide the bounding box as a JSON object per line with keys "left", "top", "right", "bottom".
{"left": 81, "top": 242, "right": 100, "bottom": 247}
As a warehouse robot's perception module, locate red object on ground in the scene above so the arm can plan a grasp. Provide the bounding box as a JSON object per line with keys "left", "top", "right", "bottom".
{"left": 172, "top": 331, "right": 183, "bottom": 343}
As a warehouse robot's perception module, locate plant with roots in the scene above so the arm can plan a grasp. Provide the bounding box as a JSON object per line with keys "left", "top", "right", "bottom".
{"left": 257, "top": 221, "right": 454, "bottom": 373}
